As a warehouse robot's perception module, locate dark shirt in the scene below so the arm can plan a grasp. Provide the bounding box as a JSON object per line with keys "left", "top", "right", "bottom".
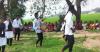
{"left": 8, "top": 21, "right": 13, "bottom": 31}
{"left": 0, "top": 23, "right": 5, "bottom": 37}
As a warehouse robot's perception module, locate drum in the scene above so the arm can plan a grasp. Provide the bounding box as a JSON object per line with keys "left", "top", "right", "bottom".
{"left": 5, "top": 31, "right": 14, "bottom": 38}
{"left": 0, "top": 37, "right": 7, "bottom": 46}
{"left": 40, "top": 24, "right": 47, "bottom": 31}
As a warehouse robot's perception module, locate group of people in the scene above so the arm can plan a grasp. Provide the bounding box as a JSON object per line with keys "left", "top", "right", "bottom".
{"left": 82, "top": 22, "right": 100, "bottom": 30}
{"left": 0, "top": 16, "right": 22, "bottom": 52}
{"left": 0, "top": 7, "right": 75, "bottom": 52}
{"left": 44, "top": 23, "right": 56, "bottom": 32}
{"left": 33, "top": 6, "right": 75, "bottom": 52}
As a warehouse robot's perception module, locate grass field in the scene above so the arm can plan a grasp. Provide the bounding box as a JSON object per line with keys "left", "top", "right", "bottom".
{"left": 46, "top": 13, "right": 100, "bottom": 23}
{"left": 5, "top": 32, "right": 99, "bottom": 52}
{"left": 22, "top": 13, "right": 100, "bottom": 25}
{"left": 43, "top": 16, "right": 59, "bottom": 23}
{"left": 80, "top": 13, "right": 100, "bottom": 23}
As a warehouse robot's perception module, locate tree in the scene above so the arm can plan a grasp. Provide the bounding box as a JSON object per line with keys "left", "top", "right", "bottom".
{"left": 0, "top": 0, "right": 6, "bottom": 17}
{"left": 65, "top": 0, "right": 87, "bottom": 30}
{"left": 32, "top": 0, "right": 46, "bottom": 18}
{"left": 7, "top": 0, "right": 25, "bottom": 19}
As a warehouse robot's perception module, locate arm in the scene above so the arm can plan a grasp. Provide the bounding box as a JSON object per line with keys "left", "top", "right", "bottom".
{"left": 19, "top": 19, "right": 22, "bottom": 26}
{"left": 12, "top": 20, "right": 15, "bottom": 28}
{"left": 60, "top": 22, "right": 65, "bottom": 31}
{"left": 33, "top": 20, "right": 38, "bottom": 30}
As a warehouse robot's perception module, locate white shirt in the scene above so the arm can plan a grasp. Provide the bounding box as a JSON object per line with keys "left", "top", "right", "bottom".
{"left": 12, "top": 19, "right": 22, "bottom": 28}
{"left": 33, "top": 18, "right": 42, "bottom": 33}
{"left": 61, "top": 11, "right": 74, "bottom": 35}
{"left": 4, "top": 20, "right": 9, "bottom": 30}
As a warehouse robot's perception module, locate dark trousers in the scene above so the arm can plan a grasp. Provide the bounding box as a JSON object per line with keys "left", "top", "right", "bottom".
{"left": 14, "top": 28, "right": 21, "bottom": 40}
{"left": 62, "top": 35, "right": 74, "bottom": 52}
{"left": 0, "top": 45, "right": 5, "bottom": 52}
{"left": 7, "top": 38, "right": 13, "bottom": 46}
{"left": 36, "top": 33, "right": 43, "bottom": 46}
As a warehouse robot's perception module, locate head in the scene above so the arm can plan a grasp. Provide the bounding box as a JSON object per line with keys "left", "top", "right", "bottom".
{"left": 34, "top": 12, "right": 39, "bottom": 19}
{"left": 16, "top": 15, "right": 20, "bottom": 20}
{"left": 38, "top": 17, "right": 43, "bottom": 22}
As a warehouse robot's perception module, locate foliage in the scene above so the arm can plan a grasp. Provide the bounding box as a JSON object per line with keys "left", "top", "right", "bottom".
{"left": 22, "top": 18, "right": 33, "bottom": 25}
{"left": 73, "top": 13, "right": 100, "bottom": 23}
{"left": 43, "top": 13, "right": 100, "bottom": 23}
{"left": 22, "top": 13, "right": 100, "bottom": 25}
{"left": 43, "top": 16, "right": 59, "bottom": 23}
{"left": 8, "top": 4, "right": 25, "bottom": 19}
{"left": 22, "top": 16, "right": 59, "bottom": 25}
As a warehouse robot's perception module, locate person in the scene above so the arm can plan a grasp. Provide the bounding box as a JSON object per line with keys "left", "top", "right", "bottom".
{"left": 33, "top": 12, "right": 44, "bottom": 47}
{"left": 4, "top": 18, "right": 13, "bottom": 46}
{"left": 12, "top": 16, "right": 22, "bottom": 41}
{"left": 60, "top": 7, "right": 75, "bottom": 52}
{"left": 0, "top": 18, "right": 6, "bottom": 52}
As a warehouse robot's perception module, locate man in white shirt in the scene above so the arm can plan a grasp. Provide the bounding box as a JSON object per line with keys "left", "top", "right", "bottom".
{"left": 4, "top": 18, "right": 13, "bottom": 46}
{"left": 12, "top": 16, "right": 22, "bottom": 41}
{"left": 33, "top": 12, "right": 43, "bottom": 47}
{"left": 61, "top": 8, "right": 75, "bottom": 52}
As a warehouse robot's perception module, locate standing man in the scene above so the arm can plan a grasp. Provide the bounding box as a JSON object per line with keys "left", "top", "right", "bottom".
{"left": 0, "top": 18, "right": 6, "bottom": 52}
{"left": 4, "top": 18, "right": 13, "bottom": 46}
{"left": 12, "top": 16, "right": 22, "bottom": 41}
{"left": 33, "top": 12, "right": 44, "bottom": 47}
{"left": 61, "top": 7, "right": 75, "bottom": 52}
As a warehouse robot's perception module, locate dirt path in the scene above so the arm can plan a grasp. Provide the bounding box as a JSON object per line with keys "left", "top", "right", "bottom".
{"left": 74, "top": 30, "right": 100, "bottom": 37}
{"left": 83, "top": 38, "right": 100, "bottom": 48}
{"left": 45, "top": 30, "right": 100, "bottom": 38}
{"left": 44, "top": 31, "right": 100, "bottom": 49}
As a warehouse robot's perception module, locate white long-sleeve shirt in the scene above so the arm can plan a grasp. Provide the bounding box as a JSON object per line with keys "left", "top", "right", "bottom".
{"left": 61, "top": 11, "right": 74, "bottom": 35}
{"left": 33, "top": 19, "right": 42, "bottom": 33}
{"left": 12, "top": 19, "right": 22, "bottom": 28}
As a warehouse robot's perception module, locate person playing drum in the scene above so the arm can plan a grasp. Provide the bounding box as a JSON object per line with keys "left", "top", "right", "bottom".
{"left": 0, "top": 18, "right": 6, "bottom": 52}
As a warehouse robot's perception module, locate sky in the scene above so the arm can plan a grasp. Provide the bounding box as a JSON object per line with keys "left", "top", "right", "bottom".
{"left": 23, "top": 0, "right": 100, "bottom": 19}
{"left": 81, "top": 0, "right": 100, "bottom": 11}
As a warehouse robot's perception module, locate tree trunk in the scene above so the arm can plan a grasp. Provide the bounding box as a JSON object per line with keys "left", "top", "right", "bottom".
{"left": 41, "top": 0, "right": 45, "bottom": 18}
{"left": 75, "top": 0, "right": 83, "bottom": 30}
{"left": 65, "top": 0, "right": 83, "bottom": 30}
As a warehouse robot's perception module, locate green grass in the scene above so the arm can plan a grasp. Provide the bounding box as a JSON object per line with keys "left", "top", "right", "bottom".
{"left": 81, "top": 13, "right": 100, "bottom": 23}
{"left": 5, "top": 32, "right": 99, "bottom": 52}
{"left": 22, "top": 13, "right": 100, "bottom": 25}
{"left": 43, "top": 16, "right": 59, "bottom": 23}
{"left": 43, "top": 13, "right": 100, "bottom": 23}
{"left": 72, "top": 13, "right": 100, "bottom": 23}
